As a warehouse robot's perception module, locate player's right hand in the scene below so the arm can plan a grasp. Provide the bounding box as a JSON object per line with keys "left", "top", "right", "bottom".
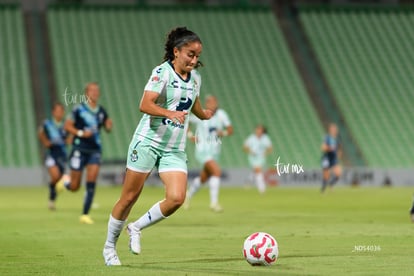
{"left": 167, "top": 111, "right": 188, "bottom": 124}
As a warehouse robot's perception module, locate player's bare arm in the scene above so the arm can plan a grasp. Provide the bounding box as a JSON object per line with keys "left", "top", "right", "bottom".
{"left": 190, "top": 96, "right": 213, "bottom": 120}
{"left": 266, "top": 146, "right": 273, "bottom": 155}
{"left": 140, "top": 91, "right": 189, "bottom": 124}
{"left": 104, "top": 118, "right": 113, "bottom": 133}
{"left": 65, "top": 133, "right": 73, "bottom": 145}
{"left": 64, "top": 119, "right": 93, "bottom": 138}
{"left": 337, "top": 146, "right": 343, "bottom": 159}
{"left": 218, "top": 125, "right": 233, "bottom": 137}
{"left": 38, "top": 128, "right": 52, "bottom": 148}
{"left": 243, "top": 145, "right": 251, "bottom": 154}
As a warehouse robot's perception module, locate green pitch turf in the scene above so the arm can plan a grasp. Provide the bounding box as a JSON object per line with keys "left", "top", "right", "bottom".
{"left": 0, "top": 185, "right": 413, "bottom": 275}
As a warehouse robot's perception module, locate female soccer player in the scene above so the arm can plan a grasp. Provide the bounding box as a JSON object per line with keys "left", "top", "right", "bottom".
{"left": 57, "top": 82, "right": 112, "bottom": 224}
{"left": 102, "top": 27, "right": 213, "bottom": 266}
{"left": 321, "top": 123, "right": 342, "bottom": 193}
{"left": 38, "top": 102, "right": 70, "bottom": 210}
{"left": 185, "top": 95, "right": 233, "bottom": 212}
{"left": 243, "top": 125, "right": 273, "bottom": 194}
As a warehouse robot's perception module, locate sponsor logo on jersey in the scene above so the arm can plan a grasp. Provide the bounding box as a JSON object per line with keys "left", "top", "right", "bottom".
{"left": 169, "top": 80, "right": 194, "bottom": 91}
{"left": 162, "top": 118, "right": 184, "bottom": 129}
{"left": 170, "top": 80, "right": 179, "bottom": 88}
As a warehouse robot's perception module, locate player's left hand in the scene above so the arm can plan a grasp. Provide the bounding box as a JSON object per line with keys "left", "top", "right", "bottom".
{"left": 105, "top": 118, "right": 113, "bottom": 132}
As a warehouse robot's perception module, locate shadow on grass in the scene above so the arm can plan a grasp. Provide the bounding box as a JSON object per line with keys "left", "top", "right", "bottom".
{"left": 141, "top": 257, "right": 241, "bottom": 265}
{"left": 117, "top": 258, "right": 303, "bottom": 276}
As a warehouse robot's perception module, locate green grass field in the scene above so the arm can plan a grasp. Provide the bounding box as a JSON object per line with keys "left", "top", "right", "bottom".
{"left": 1, "top": 185, "right": 413, "bottom": 275}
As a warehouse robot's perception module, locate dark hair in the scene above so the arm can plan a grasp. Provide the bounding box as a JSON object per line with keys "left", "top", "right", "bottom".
{"left": 163, "top": 27, "right": 203, "bottom": 68}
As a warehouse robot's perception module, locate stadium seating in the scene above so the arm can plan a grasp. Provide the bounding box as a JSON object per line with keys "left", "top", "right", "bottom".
{"left": 300, "top": 6, "right": 414, "bottom": 167}
{"left": 0, "top": 5, "right": 40, "bottom": 167}
{"left": 47, "top": 6, "right": 324, "bottom": 169}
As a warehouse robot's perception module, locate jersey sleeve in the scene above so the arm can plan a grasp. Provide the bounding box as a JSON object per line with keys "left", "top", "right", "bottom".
{"left": 61, "top": 120, "right": 68, "bottom": 140}
{"left": 102, "top": 106, "right": 109, "bottom": 120}
{"left": 193, "top": 70, "right": 201, "bottom": 98}
{"left": 144, "top": 65, "right": 168, "bottom": 94}
{"left": 99, "top": 106, "right": 109, "bottom": 127}
{"left": 67, "top": 105, "right": 79, "bottom": 121}
{"left": 219, "top": 110, "right": 232, "bottom": 127}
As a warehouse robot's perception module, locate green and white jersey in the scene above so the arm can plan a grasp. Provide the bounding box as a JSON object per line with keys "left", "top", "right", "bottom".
{"left": 244, "top": 134, "right": 272, "bottom": 168}
{"left": 190, "top": 109, "right": 231, "bottom": 153}
{"left": 132, "top": 61, "right": 201, "bottom": 152}
{"left": 244, "top": 134, "right": 272, "bottom": 159}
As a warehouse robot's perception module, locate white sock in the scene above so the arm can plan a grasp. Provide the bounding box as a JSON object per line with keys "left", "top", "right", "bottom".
{"left": 104, "top": 214, "right": 126, "bottom": 249}
{"left": 255, "top": 173, "right": 266, "bottom": 193}
{"left": 209, "top": 176, "right": 220, "bottom": 206}
{"left": 131, "top": 201, "right": 166, "bottom": 231}
{"left": 187, "top": 177, "right": 202, "bottom": 199}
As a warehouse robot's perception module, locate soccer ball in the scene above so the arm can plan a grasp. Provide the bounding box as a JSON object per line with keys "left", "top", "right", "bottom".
{"left": 243, "top": 232, "right": 278, "bottom": 266}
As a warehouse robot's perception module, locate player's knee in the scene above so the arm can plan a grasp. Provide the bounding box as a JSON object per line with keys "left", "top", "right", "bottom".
{"left": 121, "top": 192, "right": 139, "bottom": 208}
{"left": 174, "top": 195, "right": 186, "bottom": 207}
{"left": 70, "top": 184, "right": 81, "bottom": 192}
{"left": 211, "top": 167, "right": 221, "bottom": 177}
{"left": 167, "top": 192, "right": 186, "bottom": 208}
{"left": 253, "top": 167, "right": 262, "bottom": 174}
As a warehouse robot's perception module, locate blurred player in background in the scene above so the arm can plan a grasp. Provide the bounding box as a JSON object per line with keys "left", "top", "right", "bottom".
{"left": 57, "top": 82, "right": 112, "bottom": 224}
{"left": 243, "top": 125, "right": 272, "bottom": 194}
{"left": 38, "top": 102, "right": 70, "bottom": 210}
{"left": 102, "top": 27, "right": 213, "bottom": 266}
{"left": 321, "top": 123, "right": 341, "bottom": 193}
{"left": 410, "top": 197, "right": 414, "bottom": 222}
{"left": 184, "top": 95, "right": 233, "bottom": 212}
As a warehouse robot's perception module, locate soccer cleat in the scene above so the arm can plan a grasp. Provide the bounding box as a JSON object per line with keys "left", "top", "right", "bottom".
{"left": 126, "top": 223, "right": 141, "bottom": 254}
{"left": 55, "top": 174, "right": 70, "bottom": 193}
{"left": 103, "top": 247, "right": 122, "bottom": 266}
{"left": 80, "top": 214, "right": 94, "bottom": 225}
{"left": 210, "top": 203, "right": 223, "bottom": 213}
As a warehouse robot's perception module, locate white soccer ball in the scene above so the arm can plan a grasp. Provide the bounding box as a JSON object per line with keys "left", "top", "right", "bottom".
{"left": 243, "top": 232, "right": 278, "bottom": 266}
